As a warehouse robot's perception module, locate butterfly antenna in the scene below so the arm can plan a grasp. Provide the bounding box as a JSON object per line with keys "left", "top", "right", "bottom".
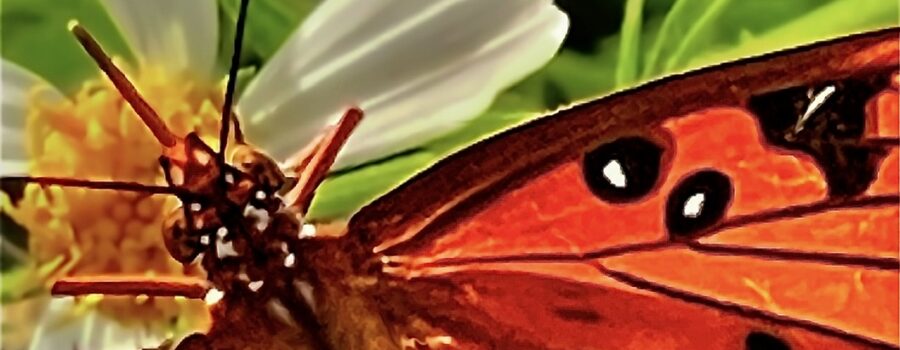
{"left": 2, "top": 176, "right": 193, "bottom": 197}
{"left": 68, "top": 21, "right": 178, "bottom": 148}
{"left": 219, "top": 0, "right": 251, "bottom": 163}
{"left": 52, "top": 276, "right": 210, "bottom": 299}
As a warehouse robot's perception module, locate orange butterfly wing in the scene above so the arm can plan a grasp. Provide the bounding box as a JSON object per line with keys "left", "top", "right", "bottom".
{"left": 377, "top": 267, "right": 880, "bottom": 349}
{"left": 371, "top": 108, "right": 896, "bottom": 349}
{"left": 340, "top": 29, "right": 899, "bottom": 349}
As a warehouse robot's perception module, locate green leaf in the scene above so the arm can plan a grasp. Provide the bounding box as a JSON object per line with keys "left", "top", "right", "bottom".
{"left": 615, "top": 0, "right": 645, "bottom": 87}
{"left": 310, "top": 151, "right": 434, "bottom": 220}
{"left": 658, "top": 0, "right": 734, "bottom": 74}
{"left": 643, "top": 0, "right": 709, "bottom": 78}
{"left": 543, "top": 40, "right": 619, "bottom": 103}
{"left": 642, "top": 0, "right": 848, "bottom": 78}
{"left": 686, "top": 0, "right": 899, "bottom": 70}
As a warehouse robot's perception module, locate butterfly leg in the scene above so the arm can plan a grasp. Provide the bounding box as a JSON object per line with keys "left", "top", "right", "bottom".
{"left": 282, "top": 107, "right": 364, "bottom": 215}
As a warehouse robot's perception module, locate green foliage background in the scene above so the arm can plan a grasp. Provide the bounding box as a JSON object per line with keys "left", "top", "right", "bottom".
{"left": 2, "top": 0, "right": 897, "bottom": 220}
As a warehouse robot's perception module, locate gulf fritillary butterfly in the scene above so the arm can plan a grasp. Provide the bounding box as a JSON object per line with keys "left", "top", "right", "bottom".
{"left": 4, "top": 1, "right": 898, "bottom": 349}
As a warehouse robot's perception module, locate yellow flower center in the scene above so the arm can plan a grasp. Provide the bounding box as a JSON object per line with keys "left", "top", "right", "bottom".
{"left": 3, "top": 65, "right": 227, "bottom": 334}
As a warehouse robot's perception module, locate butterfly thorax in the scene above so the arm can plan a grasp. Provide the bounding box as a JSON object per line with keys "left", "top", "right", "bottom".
{"left": 158, "top": 132, "right": 308, "bottom": 297}
{"left": 289, "top": 235, "right": 447, "bottom": 350}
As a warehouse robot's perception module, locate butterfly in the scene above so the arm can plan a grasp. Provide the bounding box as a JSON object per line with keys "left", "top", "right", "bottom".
{"left": 6, "top": 2, "right": 898, "bottom": 350}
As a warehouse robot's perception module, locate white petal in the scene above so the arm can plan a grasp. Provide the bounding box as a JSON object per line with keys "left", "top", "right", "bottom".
{"left": 28, "top": 298, "right": 167, "bottom": 350}
{"left": 1, "top": 160, "right": 28, "bottom": 176}
{"left": 239, "top": 0, "right": 569, "bottom": 168}
{"left": 1, "top": 60, "right": 64, "bottom": 175}
{"left": 94, "top": 315, "right": 167, "bottom": 350}
{"left": 100, "top": 0, "right": 218, "bottom": 78}
{"left": 28, "top": 298, "right": 82, "bottom": 350}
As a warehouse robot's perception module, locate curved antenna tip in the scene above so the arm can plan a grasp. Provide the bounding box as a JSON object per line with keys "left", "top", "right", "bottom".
{"left": 66, "top": 19, "right": 80, "bottom": 31}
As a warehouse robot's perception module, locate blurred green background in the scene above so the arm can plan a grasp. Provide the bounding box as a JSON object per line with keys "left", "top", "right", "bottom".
{"left": 1, "top": 0, "right": 897, "bottom": 250}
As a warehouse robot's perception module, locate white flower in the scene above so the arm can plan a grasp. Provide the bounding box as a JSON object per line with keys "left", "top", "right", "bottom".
{"left": 1, "top": 0, "right": 568, "bottom": 349}
{"left": 239, "top": 0, "right": 569, "bottom": 167}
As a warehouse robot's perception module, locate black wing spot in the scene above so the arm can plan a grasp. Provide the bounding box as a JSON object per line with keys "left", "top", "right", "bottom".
{"left": 665, "top": 169, "right": 733, "bottom": 237}
{"left": 582, "top": 137, "right": 664, "bottom": 203}
{"left": 747, "top": 69, "right": 892, "bottom": 197}
{"left": 745, "top": 331, "right": 791, "bottom": 350}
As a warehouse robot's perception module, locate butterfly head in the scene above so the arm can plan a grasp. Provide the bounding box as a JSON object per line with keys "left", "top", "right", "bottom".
{"left": 34, "top": 14, "right": 351, "bottom": 301}
{"left": 156, "top": 134, "right": 299, "bottom": 278}
{"left": 230, "top": 143, "right": 295, "bottom": 194}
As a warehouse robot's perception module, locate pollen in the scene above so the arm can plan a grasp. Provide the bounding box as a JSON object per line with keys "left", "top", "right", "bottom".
{"left": 2, "top": 65, "right": 226, "bottom": 334}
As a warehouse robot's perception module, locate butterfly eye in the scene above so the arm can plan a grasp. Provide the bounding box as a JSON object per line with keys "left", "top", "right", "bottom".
{"left": 665, "top": 169, "right": 733, "bottom": 237}
{"left": 582, "top": 137, "right": 664, "bottom": 203}
{"left": 744, "top": 331, "right": 790, "bottom": 350}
